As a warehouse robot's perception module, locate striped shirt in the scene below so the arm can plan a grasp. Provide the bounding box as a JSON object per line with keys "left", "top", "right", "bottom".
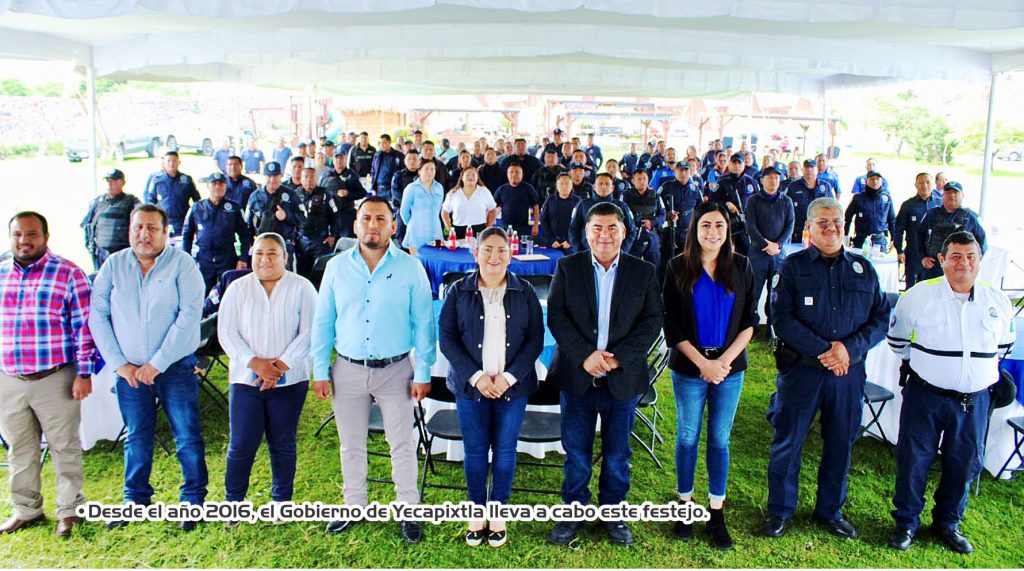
{"left": 217, "top": 271, "right": 318, "bottom": 386}
{"left": 0, "top": 251, "right": 95, "bottom": 376}
{"left": 88, "top": 246, "right": 204, "bottom": 373}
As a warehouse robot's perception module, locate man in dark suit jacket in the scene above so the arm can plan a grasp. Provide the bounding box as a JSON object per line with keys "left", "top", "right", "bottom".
{"left": 546, "top": 201, "right": 664, "bottom": 547}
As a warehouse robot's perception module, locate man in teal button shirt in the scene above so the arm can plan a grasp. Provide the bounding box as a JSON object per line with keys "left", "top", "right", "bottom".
{"left": 312, "top": 196, "right": 435, "bottom": 543}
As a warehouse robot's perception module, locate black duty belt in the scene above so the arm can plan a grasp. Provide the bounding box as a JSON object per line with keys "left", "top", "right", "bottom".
{"left": 339, "top": 353, "right": 409, "bottom": 369}
{"left": 16, "top": 363, "right": 70, "bottom": 381}
{"left": 908, "top": 370, "right": 987, "bottom": 414}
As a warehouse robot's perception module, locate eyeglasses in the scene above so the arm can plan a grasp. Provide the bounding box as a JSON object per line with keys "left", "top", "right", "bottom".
{"left": 812, "top": 219, "right": 843, "bottom": 229}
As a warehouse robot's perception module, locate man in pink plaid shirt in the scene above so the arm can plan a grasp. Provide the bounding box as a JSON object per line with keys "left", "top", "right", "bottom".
{"left": 0, "top": 211, "right": 95, "bottom": 539}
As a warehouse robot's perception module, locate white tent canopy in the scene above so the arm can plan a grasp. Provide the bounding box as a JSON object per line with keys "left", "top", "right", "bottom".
{"left": 0, "top": 1, "right": 1022, "bottom": 97}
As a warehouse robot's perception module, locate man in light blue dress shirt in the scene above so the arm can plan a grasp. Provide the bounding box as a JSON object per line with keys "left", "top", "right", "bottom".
{"left": 312, "top": 196, "right": 436, "bottom": 543}
{"left": 89, "top": 204, "right": 207, "bottom": 532}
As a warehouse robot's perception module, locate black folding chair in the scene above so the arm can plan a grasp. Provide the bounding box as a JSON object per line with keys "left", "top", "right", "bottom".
{"left": 633, "top": 341, "right": 670, "bottom": 470}
{"left": 859, "top": 381, "right": 895, "bottom": 444}
{"left": 195, "top": 314, "right": 229, "bottom": 412}
{"left": 520, "top": 273, "right": 553, "bottom": 300}
{"left": 310, "top": 251, "right": 342, "bottom": 291}
{"left": 419, "top": 376, "right": 468, "bottom": 496}
{"left": 511, "top": 377, "right": 565, "bottom": 496}
{"left": 439, "top": 271, "right": 468, "bottom": 300}
{"left": 995, "top": 417, "right": 1024, "bottom": 481}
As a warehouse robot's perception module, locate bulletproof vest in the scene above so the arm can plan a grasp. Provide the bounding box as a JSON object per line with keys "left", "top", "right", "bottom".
{"left": 302, "top": 190, "right": 333, "bottom": 236}
{"left": 257, "top": 190, "right": 286, "bottom": 235}
{"left": 92, "top": 193, "right": 137, "bottom": 250}
{"left": 626, "top": 190, "right": 659, "bottom": 220}
{"left": 926, "top": 209, "right": 968, "bottom": 257}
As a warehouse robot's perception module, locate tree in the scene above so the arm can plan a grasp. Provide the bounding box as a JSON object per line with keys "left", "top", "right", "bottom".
{"left": 873, "top": 90, "right": 958, "bottom": 163}
{"left": 905, "top": 115, "right": 956, "bottom": 165}
{"left": 872, "top": 91, "right": 923, "bottom": 156}
{"left": 0, "top": 78, "right": 32, "bottom": 96}
{"left": 958, "top": 120, "right": 1024, "bottom": 155}
{"left": 34, "top": 82, "right": 64, "bottom": 97}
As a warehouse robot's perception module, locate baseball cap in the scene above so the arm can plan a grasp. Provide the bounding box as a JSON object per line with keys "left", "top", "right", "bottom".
{"left": 104, "top": 168, "right": 125, "bottom": 181}
{"left": 264, "top": 161, "right": 282, "bottom": 176}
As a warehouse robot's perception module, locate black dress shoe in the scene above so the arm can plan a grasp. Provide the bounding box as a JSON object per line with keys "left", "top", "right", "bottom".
{"left": 105, "top": 520, "right": 130, "bottom": 530}
{"left": 179, "top": 520, "right": 198, "bottom": 532}
{"left": 673, "top": 521, "right": 693, "bottom": 540}
{"left": 888, "top": 528, "right": 914, "bottom": 551}
{"left": 813, "top": 515, "right": 858, "bottom": 539}
{"left": 763, "top": 515, "right": 788, "bottom": 538}
{"left": 604, "top": 521, "right": 634, "bottom": 546}
{"left": 934, "top": 527, "right": 973, "bottom": 554}
{"left": 707, "top": 508, "right": 732, "bottom": 550}
{"left": 548, "top": 520, "right": 585, "bottom": 545}
{"left": 399, "top": 520, "right": 423, "bottom": 543}
{"left": 325, "top": 519, "right": 359, "bottom": 534}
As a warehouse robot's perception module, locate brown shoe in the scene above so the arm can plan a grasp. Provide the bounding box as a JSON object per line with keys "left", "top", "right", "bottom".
{"left": 0, "top": 514, "right": 46, "bottom": 535}
{"left": 55, "top": 516, "right": 81, "bottom": 538}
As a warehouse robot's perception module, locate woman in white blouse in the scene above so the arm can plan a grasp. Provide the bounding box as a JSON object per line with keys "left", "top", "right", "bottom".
{"left": 441, "top": 167, "right": 497, "bottom": 239}
{"left": 217, "top": 232, "right": 318, "bottom": 515}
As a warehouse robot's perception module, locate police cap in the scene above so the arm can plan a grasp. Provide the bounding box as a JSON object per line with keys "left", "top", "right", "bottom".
{"left": 104, "top": 168, "right": 125, "bottom": 181}
{"left": 264, "top": 161, "right": 283, "bottom": 176}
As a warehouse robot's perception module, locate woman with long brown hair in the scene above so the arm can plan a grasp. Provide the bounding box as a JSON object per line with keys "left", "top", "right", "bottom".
{"left": 441, "top": 166, "right": 496, "bottom": 239}
{"left": 661, "top": 200, "right": 756, "bottom": 550}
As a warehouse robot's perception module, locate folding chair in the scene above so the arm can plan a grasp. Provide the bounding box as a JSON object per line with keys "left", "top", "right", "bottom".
{"left": 511, "top": 377, "right": 565, "bottom": 496}
{"left": 0, "top": 431, "right": 51, "bottom": 468}
{"left": 419, "top": 376, "right": 468, "bottom": 496}
{"left": 859, "top": 381, "right": 895, "bottom": 444}
{"left": 439, "top": 271, "right": 469, "bottom": 300}
{"left": 520, "top": 274, "right": 553, "bottom": 300}
{"left": 632, "top": 342, "right": 670, "bottom": 470}
{"left": 310, "top": 251, "right": 342, "bottom": 291}
{"left": 195, "top": 314, "right": 229, "bottom": 412}
{"left": 994, "top": 417, "right": 1024, "bottom": 481}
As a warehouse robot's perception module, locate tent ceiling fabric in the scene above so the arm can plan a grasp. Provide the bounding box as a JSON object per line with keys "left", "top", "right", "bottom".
{"left": 1, "top": 1, "right": 1022, "bottom": 96}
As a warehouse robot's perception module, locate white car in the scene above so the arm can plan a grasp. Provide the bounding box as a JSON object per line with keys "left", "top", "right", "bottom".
{"left": 996, "top": 146, "right": 1023, "bottom": 161}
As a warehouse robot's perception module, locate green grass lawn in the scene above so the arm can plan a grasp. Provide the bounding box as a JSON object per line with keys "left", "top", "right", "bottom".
{"left": 1, "top": 341, "right": 1022, "bottom": 568}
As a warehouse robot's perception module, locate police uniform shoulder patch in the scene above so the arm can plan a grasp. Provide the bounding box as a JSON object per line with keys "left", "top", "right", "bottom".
{"left": 989, "top": 307, "right": 998, "bottom": 318}
{"left": 182, "top": 175, "right": 190, "bottom": 183}
{"left": 281, "top": 193, "right": 290, "bottom": 203}
{"left": 852, "top": 261, "right": 864, "bottom": 274}
{"left": 224, "top": 202, "right": 234, "bottom": 212}
{"left": 243, "top": 180, "right": 252, "bottom": 188}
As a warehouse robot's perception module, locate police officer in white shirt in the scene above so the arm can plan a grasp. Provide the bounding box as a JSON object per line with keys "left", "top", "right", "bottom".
{"left": 886, "top": 231, "right": 1015, "bottom": 554}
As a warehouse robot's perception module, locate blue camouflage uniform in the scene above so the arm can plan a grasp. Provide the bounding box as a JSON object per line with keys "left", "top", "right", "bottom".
{"left": 143, "top": 170, "right": 200, "bottom": 238}
{"left": 767, "top": 246, "right": 891, "bottom": 523}
{"left": 182, "top": 197, "right": 252, "bottom": 292}
{"left": 894, "top": 190, "right": 942, "bottom": 289}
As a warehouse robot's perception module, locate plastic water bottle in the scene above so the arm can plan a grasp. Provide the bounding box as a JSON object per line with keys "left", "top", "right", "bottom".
{"left": 861, "top": 239, "right": 871, "bottom": 258}
{"left": 447, "top": 228, "right": 457, "bottom": 251}
{"left": 466, "top": 226, "right": 476, "bottom": 249}
{"left": 801, "top": 228, "right": 810, "bottom": 248}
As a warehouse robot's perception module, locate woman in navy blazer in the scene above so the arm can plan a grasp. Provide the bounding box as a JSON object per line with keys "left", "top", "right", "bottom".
{"left": 438, "top": 227, "right": 544, "bottom": 548}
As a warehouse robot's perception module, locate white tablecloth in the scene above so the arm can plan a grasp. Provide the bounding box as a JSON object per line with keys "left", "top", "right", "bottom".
{"left": 79, "top": 365, "right": 124, "bottom": 451}
{"left": 863, "top": 341, "right": 1024, "bottom": 477}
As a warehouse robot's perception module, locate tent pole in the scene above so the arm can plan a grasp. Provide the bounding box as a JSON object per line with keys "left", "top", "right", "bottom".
{"left": 87, "top": 56, "right": 99, "bottom": 197}
{"left": 979, "top": 72, "right": 999, "bottom": 222}
{"left": 746, "top": 92, "right": 753, "bottom": 148}
{"left": 820, "top": 86, "right": 828, "bottom": 157}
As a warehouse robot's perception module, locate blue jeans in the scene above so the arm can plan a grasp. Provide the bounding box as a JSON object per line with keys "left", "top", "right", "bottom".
{"left": 672, "top": 371, "right": 744, "bottom": 501}
{"left": 455, "top": 396, "right": 529, "bottom": 505}
{"left": 560, "top": 386, "right": 639, "bottom": 506}
{"left": 225, "top": 381, "right": 308, "bottom": 502}
{"left": 115, "top": 355, "right": 208, "bottom": 505}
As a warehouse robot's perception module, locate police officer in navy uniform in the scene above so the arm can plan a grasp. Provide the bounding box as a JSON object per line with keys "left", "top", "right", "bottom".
{"left": 844, "top": 170, "right": 896, "bottom": 250}
{"left": 637, "top": 142, "right": 656, "bottom": 174}
{"left": 320, "top": 150, "right": 366, "bottom": 238}
{"left": 623, "top": 170, "right": 665, "bottom": 276}
{"left": 886, "top": 231, "right": 1014, "bottom": 554}
{"left": 370, "top": 134, "right": 404, "bottom": 197}
{"left": 620, "top": 143, "right": 640, "bottom": 178}
{"left": 568, "top": 173, "right": 636, "bottom": 254}
{"left": 81, "top": 168, "right": 141, "bottom": 270}
{"left": 532, "top": 149, "right": 564, "bottom": 203}
{"left": 181, "top": 172, "right": 252, "bottom": 292}
{"left": 658, "top": 162, "right": 704, "bottom": 251}
{"left": 605, "top": 159, "right": 632, "bottom": 201}
{"left": 245, "top": 161, "right": 305, "bottom": 266}
{"left": 785, "top": 159, "right": 835, "bottom": 243}
{"left": 568, "top": 163, "right": 594, "bottom": 199}
{"left": 295, "top": 167, "right": 340, "bottom": 278}
{"left": 143, "top": 150, "right": 200, "bottom": 239}
{"left": 347, "top": 131, "right": 376, "bottom": 178}
{"left": 224, "top": 155, "right": 257, "bottom": 209}
{"left": 915, "top": 181, "right": 986, "bottom": 283}
{"left": 499, "top": 138, "right": 543, "bottom": 184}
{"left": 744, "top": 167, "right": 795, "bottom": 324}
{"left": 710, "top": 153, "right": 758, "bottom": 256}
{"left": 894, "top": 173, "right": 942, "bottom": 289}
{"left": 764, "top": 197, "right": 891, "bottom": 541}
{"left": 584, "top": 133, "right": 604, "bottom": 171}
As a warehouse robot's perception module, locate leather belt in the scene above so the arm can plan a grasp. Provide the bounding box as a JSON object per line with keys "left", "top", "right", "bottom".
{"left": 17, "top": 363, "right": 70, "bottom": 381}
{"left": 699, "top": 347, "right": 724, "bottom": 360}
{"left": 909, "top": 374, "right": 988, "bottom": 402}
{"left": 339, "top": 353, "right": 409, "bottom": 369}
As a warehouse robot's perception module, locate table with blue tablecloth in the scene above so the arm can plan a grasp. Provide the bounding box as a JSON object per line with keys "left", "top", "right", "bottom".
{"left": 417, "top": 245, "right": 565, "bottom": 297}
{"left": 421, "top": 299, "right": 562, "bottom": 461}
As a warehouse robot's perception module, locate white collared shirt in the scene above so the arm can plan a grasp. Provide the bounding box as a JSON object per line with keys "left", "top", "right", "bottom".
{"left": 442, "top": 186, "right": 496, "bottom": 227}
{"left": 888, "top": 276, "right": 1014, "bottom": 393}
{"left": 217, "top": 271, "right": 318, "bottom": 386}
